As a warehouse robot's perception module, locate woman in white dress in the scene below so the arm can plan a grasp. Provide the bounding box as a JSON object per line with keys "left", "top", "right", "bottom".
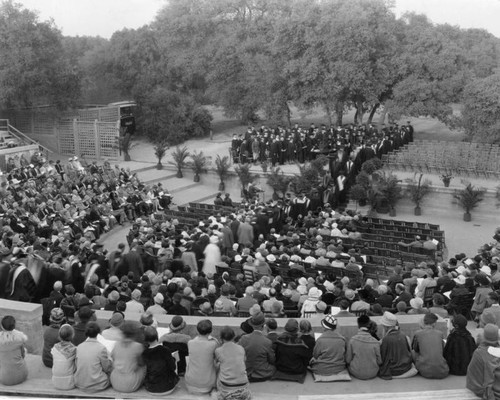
{"left": 202, "top": 236, "right": 221, "bottom": 276}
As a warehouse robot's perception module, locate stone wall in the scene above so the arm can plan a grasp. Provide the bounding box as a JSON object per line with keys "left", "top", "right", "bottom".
{"left": 0, "top": 299, "right": 43, "bottom": 355}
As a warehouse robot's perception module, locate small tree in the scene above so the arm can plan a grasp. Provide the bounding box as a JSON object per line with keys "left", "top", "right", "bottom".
{"left": 215, "top": 155, "right": 231, "bottom": 191}
{"left": 350, "top": 184, "right": 367, "bottom": 209}
{"left": 376, "top": 171, "right": 402, "bottom": 216}
{"left": 235, "top": 164, "right": 258, "bottom": 198}
{"left": 153, "top": 139, "right": 169, "bottom": 170}
{"left": 169, "top": 146, "right": 190, "bottom": 178}
{"left": 361, "top": 158, "right": 383, "bottom": 175}
{"left": 267, "top": 167, "right": 292, "bottom": 200}
{"left": 190, "top": 151, "right": 209, "bottom": 182}
{"left": 454, "top": 183, "right": 485, "bottom": 221}
{"left": 405, "top": 173, "right": 432, "bottom": 216}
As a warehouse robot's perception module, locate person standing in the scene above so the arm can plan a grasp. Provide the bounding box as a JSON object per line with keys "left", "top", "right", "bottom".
{"left": 203, "top": 236, "right": 221, "bottom": 276}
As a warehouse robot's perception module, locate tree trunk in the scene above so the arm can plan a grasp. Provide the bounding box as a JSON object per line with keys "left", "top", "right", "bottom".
{"left": 218, "top": 181, "right": 225, "bottom": 192}
{"left": 389, "top": 207, "right": 396, "bottom": 217}
{"left": 324, "top": 103, "right": 333, "bottom": 126}
{"left": 335, "top": 101, "right": 344, "bottom": 127}
{"left": 355, "top": 101, "right": 365, "bottom": 124}
{"left": 286, "top": 102, "right": 292, "bottom": 128}
{"left": 176, "top": 169, "right": 183, "bottom": 178}
{"left": 367, "top": 103, "right": 380, "bottom": 124}
{"left": 378, "top": 108, "right": 388, "bottom": 129}
{"left": 354, "top": 108, "right": 359, "bottom": 125}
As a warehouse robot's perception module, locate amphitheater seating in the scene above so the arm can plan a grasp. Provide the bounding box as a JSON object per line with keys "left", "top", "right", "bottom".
{"left": 382, "top": 140, "right": 500, "bottom": 178}
{"left": 146, "top": 205, "right": 446, "bottom": 282}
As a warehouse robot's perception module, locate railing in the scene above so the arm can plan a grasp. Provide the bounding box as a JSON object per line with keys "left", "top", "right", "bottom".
{"left": 0, "top": 119, "right": 53, "bottom": 157}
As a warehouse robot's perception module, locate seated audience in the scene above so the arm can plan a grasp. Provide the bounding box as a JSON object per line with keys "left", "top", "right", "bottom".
{"left": 378, "top": 312, "right": 417, "bottom": 380}
{"left": 310, "top": 315, "right": 349, "bottom": 379}
{"left": 51, "top": 324, "right": 77, "bottom": 390}
{"left": 74, "top": 322, "right": 111, "bottom": 392}
{"left": 43, "top": 308, "right": 66, "bottom": 368}
{"left": 214, "top": 326, "right": 251, "bottom": 400}
{"left": 346, "top": 315, "right": 381, "bottom": 380}
{"left": 101, "top": 312, "right": 124, "bottom": 341}
{"left": 142, "top": 326, "right": 179, "bottom": 395}
{"left": 443, "top": 315, "right": 476, "bottom": 375}
{"left": 411, "top": 313, "right": 449, "bottom": 379}
{"left": 110, "top": 321, "right": 146, "bottom": 393}
{"left": 185, "top": 319, "right": 218, "bottom": 394}
{"left": 466, "top": 323, "right": 500, "bottom": 398}
{"left": 239, "top": 312, "right": 276, "bottom": 381}
{"left": 0, "top": 315, "right": 28, "bottom": 386}
{"left": 274, "top": 319, "right": 310, "bottom": 382}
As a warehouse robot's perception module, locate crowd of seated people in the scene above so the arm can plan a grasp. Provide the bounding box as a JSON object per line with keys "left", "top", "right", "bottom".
{"left": 2, "top": 145, "right": 500, "bottom": 395}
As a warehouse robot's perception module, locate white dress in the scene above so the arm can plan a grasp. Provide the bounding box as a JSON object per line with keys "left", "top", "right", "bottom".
{"left": 202, "top": 244, "right": 221, "bottom": 276}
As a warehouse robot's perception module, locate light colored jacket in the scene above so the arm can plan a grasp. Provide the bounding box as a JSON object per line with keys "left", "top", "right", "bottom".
{"left": 51, "top": 341, "right": 76, "bottom": 390}
{"left": 74, "top": 338, "right": 111, "bottom": 392}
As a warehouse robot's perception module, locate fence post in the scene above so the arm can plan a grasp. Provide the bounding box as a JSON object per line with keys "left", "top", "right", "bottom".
{"left": 73, "top": 119, "right": 79, "bottom": 157}
{"left": 94, "top": 119, "right": 100, "bottom": 160}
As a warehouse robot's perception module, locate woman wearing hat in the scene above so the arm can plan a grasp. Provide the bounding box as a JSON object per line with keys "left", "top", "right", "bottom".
{"left": 310, "top": 315, "right": 349, "bottom": 379}
{"left": 274, "top": 319, "right": 310, "bottom": 382}
{"left": 42, "top": 307, "right": 66, "bottom": 367}
{"left": 467, "top": 323, "right": 500, "bottom": 398}
{"left": 300, "top": 287, "right": 322, "bottom": 317}
{"left": 0, "top": 315, "right": 28, "bottom": 386}
{"left": 378, "top": 312, "right": 417, "bottom": 380}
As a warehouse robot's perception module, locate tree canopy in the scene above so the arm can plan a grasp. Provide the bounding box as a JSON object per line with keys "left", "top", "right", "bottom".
{"left": 1, "top": 0, "right": 499, "bottom": 142}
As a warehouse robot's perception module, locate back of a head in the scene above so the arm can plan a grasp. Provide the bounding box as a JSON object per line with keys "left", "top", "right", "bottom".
{"left": 396, "top": 301, "right": 407, "bottom": 312}
{"left": 266, "top": 318, "right": 277, "bottom": 330}
{"left": 357, "top": 315, "right": 371, "bottom": 329}
{"left": 339, "top": 299, "right": 350, "bottom": 311}
{"left": 59, "top": 324, "right": 74, "bottom": 342}
{"left": 1, "top": 315, "right": 15, "bottom": 331}
{"left": 143, "top": 326, "right": 158, "bottom": 343}
{"left": 220, "top": 326, "right": 235, "bottom": 342}
{"left": 121, "top": 321, "right": 139, "bottom": 339}
{"left": 299, "top": 319, "right": 312, "bottom": 333}
{"left": 85, "top": 321, "right": 101, "bottom": 338}
{"left": 197, "top": 319, "right": 213, "bottom": 336}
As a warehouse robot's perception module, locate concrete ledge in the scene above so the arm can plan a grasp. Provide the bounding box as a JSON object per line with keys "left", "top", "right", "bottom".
{"left": 0, "top": 354, "right": 469, "bottom": 400}
{"left": 0, "top": 299, "right": 43, "bottom": 355}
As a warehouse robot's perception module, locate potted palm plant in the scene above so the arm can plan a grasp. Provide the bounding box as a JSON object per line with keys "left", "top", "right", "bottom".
{"left": 235, "top": 163, "right": 258, "bottom": 199}
{"left": 267, "top": 167, "right": 292, "bottom": 200}
{"left": 190, "top": 151, "right": 209, "bottom": 182}
{"left": 350, "top": 184, "right": 367, "bottom": 209}
{"left": 153, "top": 139, "right": 169, "bottom": 170}
{"left": 405, "top": 173, "right": 432, "bottom": 216}
{"left": 440, "top": 171, "right": 453, "bottom": 187}
{"left": 454, "top": 183, "right": 485, "bottom": 221}
{"left": 377, "top": 172, "right": 402, "bottom": 217}
{"left": 215, "top": 155, "right": 230, "bottom": 192}
{"left": 169, "top": 146, "right": 190, "bottom": 178}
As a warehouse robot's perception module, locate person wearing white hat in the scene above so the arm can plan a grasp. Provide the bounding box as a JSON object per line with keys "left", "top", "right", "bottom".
{"left": 378, "top": 312, "right": 417, "bottom": 380}
{"left": 146, "top": 293, "right": 167, "bottom": 315}
{"left": 300, "top": 287, "right": 322, "bottom": 318}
